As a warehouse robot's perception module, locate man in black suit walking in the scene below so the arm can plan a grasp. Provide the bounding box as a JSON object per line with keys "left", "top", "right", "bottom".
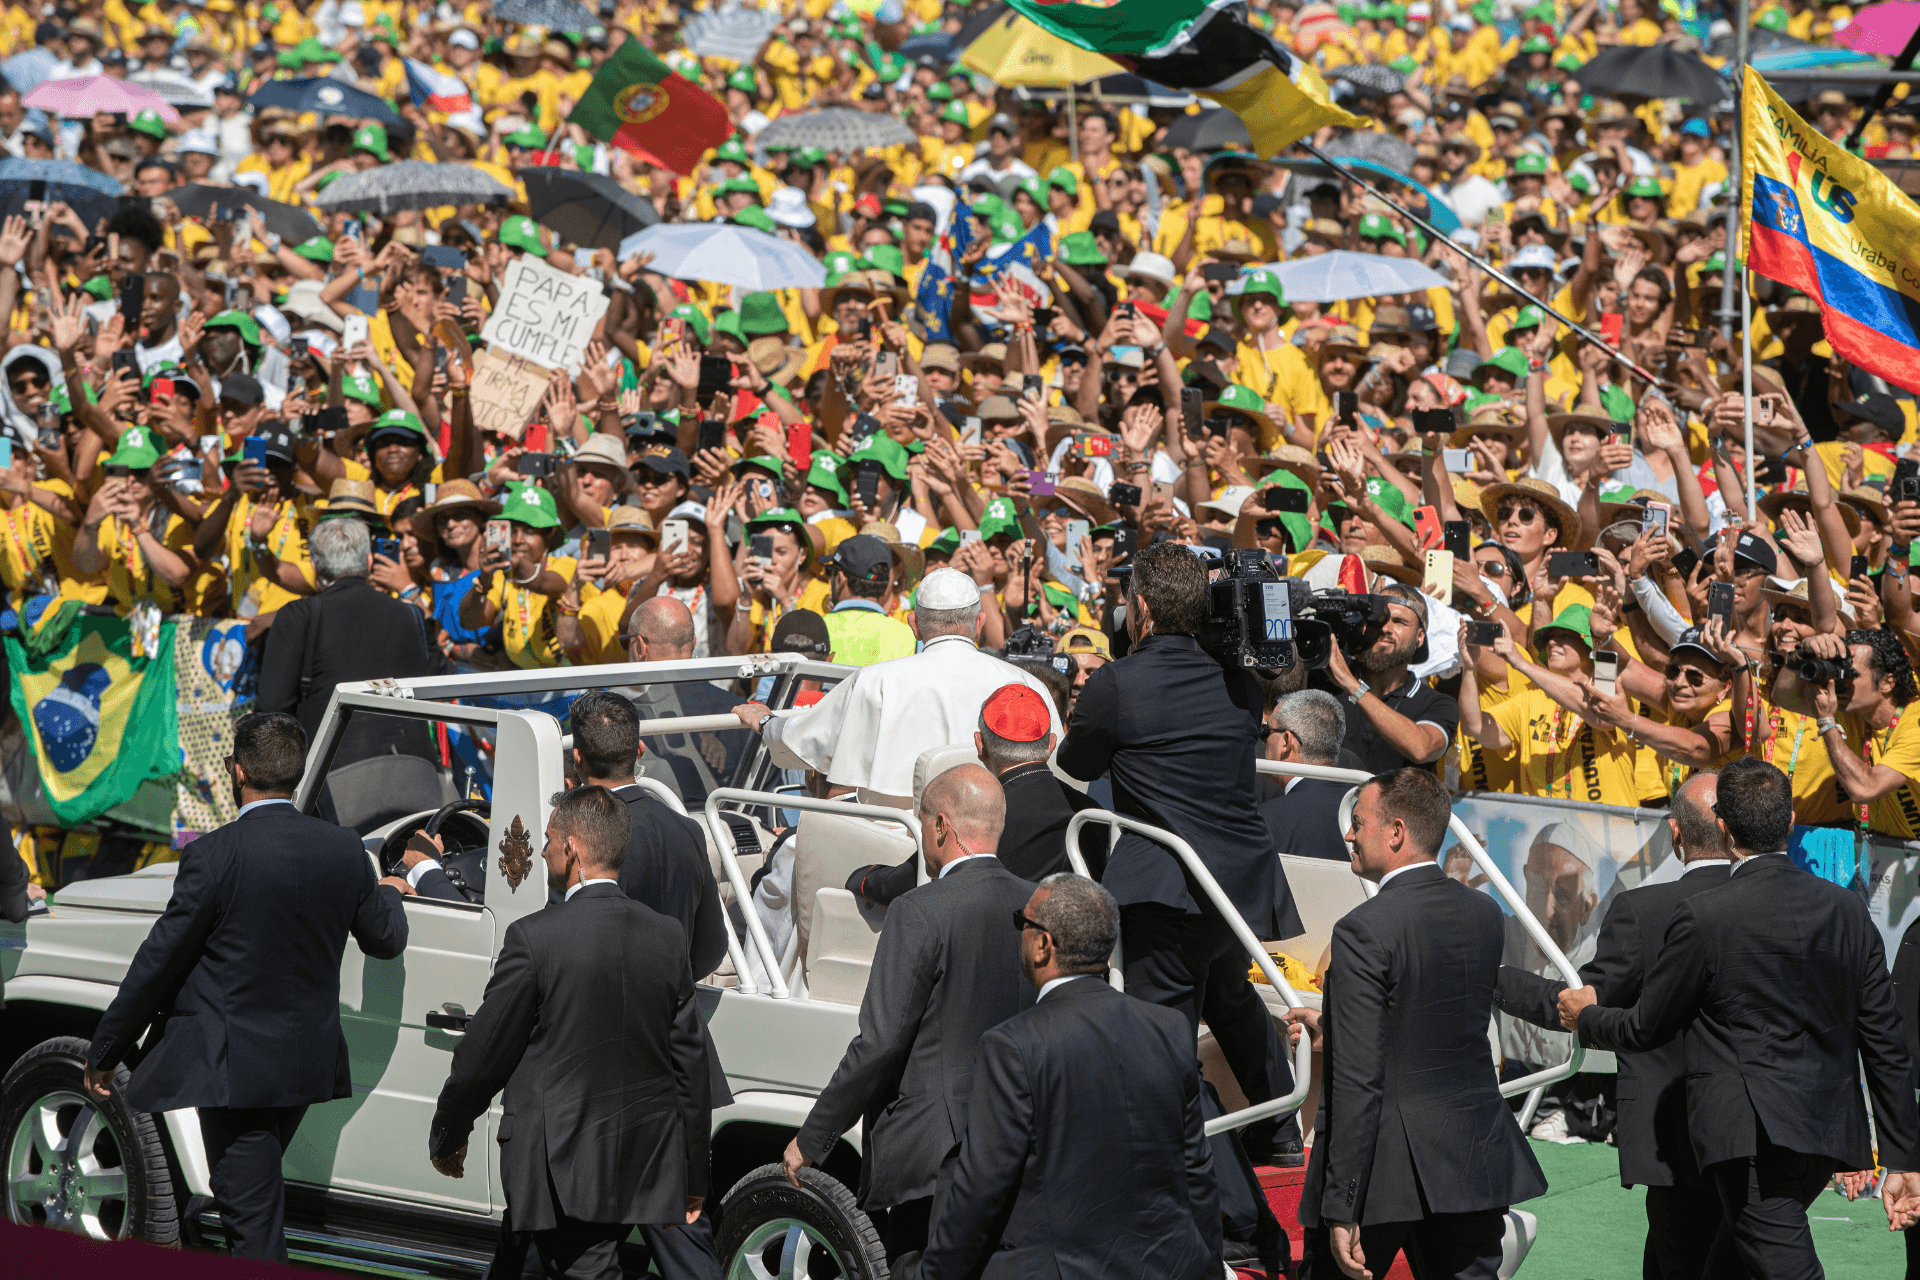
{"left": 429, "top": 785, "right": 711, "bottom": 1280}
{"left": 85, "top": 712, "right": 409, "bottom": 1262}
{"left": 1056, "top": 542, "right": 1302, "bottom": 1175}
{"left": 915, "top": 873, "right": 1223, "bottom": 1279}
{"left": 784, "top": 764, "right": 1037, "bottom": 1263}
{"left": 1259, "top": 689, "right": 1358, "bottom": 862}
{"left": 1288, "top": 767, "right": 1547, "bottom": 1280}
{"left": 1496, "top": 770, "right": 1730, "bottom": 1280}
{"left": 1562, "top": 758, "right": 1920, "bottom": 1277}
{"left": 844, "top": 683, "right": 1104, "bottom": 906}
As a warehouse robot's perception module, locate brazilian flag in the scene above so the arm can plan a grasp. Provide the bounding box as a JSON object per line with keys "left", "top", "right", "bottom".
{"left": 5, "top": 614, "right": 181, "bottom": 825}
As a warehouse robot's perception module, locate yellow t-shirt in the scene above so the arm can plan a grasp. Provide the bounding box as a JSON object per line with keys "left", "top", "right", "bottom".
{"left": 482, "top": 555, "right": 578, "bottom": 669}
{"left": 1766, "top": 701, "right": 1849, "bottom": 827}
{"left": 94, "top": 510, "right": 196, "bottom": 614}
{"left": 745, "top": 575, "right": 831, "bottom": 652}
{"left": 1488, "top": 687, "right": 1642, "bottom": 806}
{"left": 1461, "top": 668, "right": 1532, "bottom": 794}
{"left": 2, "top": 481, "right": 105, "bottom": 607}
{"left": 576, "top": 585, "right": 629, "bottom": 665}
{"left": 1232, "top": 337, "right": 1317, "bottom": 440}
{"left": 1851, "top": 708, "right": 1920, "bottom": 839}
{"left": 224, "top": 494, "right": 320, "bottom": 618}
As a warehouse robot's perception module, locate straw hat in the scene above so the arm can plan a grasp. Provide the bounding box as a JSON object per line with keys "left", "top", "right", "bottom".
{"left": 409, "top": 478, "right": 500, "bottom": 546}
{"left": 858, "top": 519, "right": 926, "bottom": 588}
{"left": 1055, "top": 475, "right": 1117, "bottom": 525}
{"left": 1251, "top": 444, "right": 1323, "bottom": 488}
{"left": 1360, "top": 544, "right": 1420, "bottom": 586}
{"left": 748, "top": 335, "right": 805, "bottom": 386}
{"left": 1479, "top": 476, "right": 1588, "bottom": 550}
{"left": 1545, "top": 410, "right": 1617, "bottom": 450}
{"left": 570, "top": 433, "right": 636, "bottom": 495}
{"left": 1759, "top": 483, "right": 1862, "bottom": 537}
{"left": 1450, "top": 401, "right": 1528, "bottom": 446}
{"left": 605, "top": 504, "right": 660, "bottom": 545}
{"left": 1839, "top": 485, "right": 1890, "bottom": 527}
{"left": 322, "top": 477, "right": 383, "bottom": 520}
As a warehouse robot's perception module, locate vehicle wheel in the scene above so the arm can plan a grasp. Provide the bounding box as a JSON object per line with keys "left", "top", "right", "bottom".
{"left": 1, "top": 1036, "right": 179, "bottom": 1244}
{"left": 718, "top": 1164, "right": 888, "bottom": 1280}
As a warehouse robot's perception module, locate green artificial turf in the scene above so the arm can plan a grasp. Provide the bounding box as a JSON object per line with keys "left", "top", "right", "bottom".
{"left": 1515, "top": 1138, "right": 1908, "bottom": 1278}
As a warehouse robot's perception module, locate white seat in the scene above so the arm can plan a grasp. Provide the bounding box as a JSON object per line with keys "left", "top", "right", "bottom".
{"left": 791, "top": 809, "right": 915, "bottom": 972}
{"left": 1275, "top": 853, "right": 1368, "bottom": 978}
{"left": 806, "top": 888, "right": 882, "bottom": 1005}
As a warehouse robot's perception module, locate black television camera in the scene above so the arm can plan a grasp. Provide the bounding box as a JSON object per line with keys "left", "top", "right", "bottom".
{"left": 1198, "top": 549, "right": 1308, "bottom": 671}
{"left": 1298, "top": 589, "right": 1392, "bottom": 669}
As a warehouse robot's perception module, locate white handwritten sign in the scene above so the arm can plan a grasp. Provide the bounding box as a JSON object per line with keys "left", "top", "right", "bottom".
{"left": 479, "top": 256, "right": 610, "bottom": 373}
{"left": 468, "top": 348, "right": 551, "bottom": 441}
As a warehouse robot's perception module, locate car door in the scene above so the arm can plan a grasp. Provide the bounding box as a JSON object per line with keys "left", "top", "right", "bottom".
{"left": 281, "top": 696, "right": 564, "bottom": 1213}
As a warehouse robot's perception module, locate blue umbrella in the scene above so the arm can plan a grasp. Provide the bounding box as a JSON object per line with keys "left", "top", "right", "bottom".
{"left": 0, "top": 158, "right": 124, "bottom": 230}
{"left": 897, "top": 32, "right": 957, "bottom": 65}
{"left": 494, "top": 0, "right": 598, "bottom": 32}
{"left": 248, "top": 77, "right": 399, "bottom": 123}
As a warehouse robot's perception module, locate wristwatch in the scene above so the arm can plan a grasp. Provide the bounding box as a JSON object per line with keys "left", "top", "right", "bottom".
{"left": 755, "top": 711, "right": 776, "bottom": 733}
{"left": 1347, "top": 680, "right": 1371, "bottom": 704}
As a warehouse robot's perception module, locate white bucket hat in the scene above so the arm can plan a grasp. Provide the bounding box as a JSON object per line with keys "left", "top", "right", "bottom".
{"left": 766, "top": 186, "right": 816, "bottom": 228}
{"left": 1117, "top": 250, "right": 1176, "bottom": 288}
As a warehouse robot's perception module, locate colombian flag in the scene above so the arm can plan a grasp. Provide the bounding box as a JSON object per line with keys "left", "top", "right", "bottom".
{"left": 4, "top": 614, "right": 181, "bottom": 825}
{"left": 1742, "top": 66, "right": 1920, "bottom": 391}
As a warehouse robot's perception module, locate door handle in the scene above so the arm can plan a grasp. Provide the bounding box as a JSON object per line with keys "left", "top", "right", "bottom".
{"left": 425, "top": 1003, "right": 471, "bottom": 1032}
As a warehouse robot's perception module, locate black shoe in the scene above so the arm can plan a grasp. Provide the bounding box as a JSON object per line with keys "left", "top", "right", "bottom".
{"left": 1264, "top": 1138, "right": 1305, "bottom": 1168}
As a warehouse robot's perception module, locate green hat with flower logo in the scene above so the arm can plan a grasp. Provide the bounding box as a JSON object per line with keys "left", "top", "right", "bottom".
{"left": 925, "top": 81, "right": 953, "bottom": 102}
{"left": 1520, "top": 33, "right": 1554, "bottom": 53}
{"left": 1624, "top": 176, "right": 1665, "bottom": 200}
{"left": 130, "top": 108, "right": 169, "bottom": 140}
{"left": 862, "top": 244, "right": 905, "bottom": 281}
{"left": 1059, "top": 231, "right": 1106, "bottom": 266}
{"left": 938, "top": 101, "right": 970, "bottom": 127}
{"left": 1357, "top": 211, "right": 1406, "bottom": 245}
{"left": 850, "top": 432, "right": 909, "bottom": 481}
{"left": 822, "top": 249, "right": 860, "bottom": 277}
{"left": 804, "top": 454, "right": 850, "bottom": 506}
{"left": 733, "top": 205, "right": 776, "bottom": 233}
{"left": 1474, "top": 346, "right": 1532, "bottom": 385}
{"left": 728, "top": 67, "right": 757, "bottom": 93}
{"left": 1233, "top": 267, "right": 1284, "bottom": 314}
{"left": 293, "top": 236, "right": 333, "bottom": 263}
{"left": 340, "top": 367, "right": 385, "bottom": 407}
{"left": 504, "top": 126, "right": 547, "bottom": 149}
{"left": 1045, "top": 165, "right": 1078, "bottom": 196}
{"left": 1533, "top": 603, "right": 1595, "bottom": 653}
{"left": 926, "top": 526, "right": 962, "bottom": 558}
{"left": 351, "top": 123, "right": 389, "bottom": 162}
{"left": 978, "top": 494, "right": 1022, "bottom": 541}
{"left": 730, "top": 453, "right": 785, "bottom": 479}
{"left": 500, "top": 482, "right": 560, "bottom": 529}
{"left": 1508, "top": 303, "right": 1547, "bottom": 331}
{"left": 1511, "top": 152, "right": 1549, "bottom": 176}
{"left": 107, "top": 425, "right": 161, "bottom": 470}
{"left": 714, "top": 136, "right": 750, "bottom": 165}
{"left": 499, "top": 213, "right": 548, "bottom": 256}
{"left": 367, "top": 408, "right": 429, "bottom": 446}
{"left": 1205, "top": 382, "right": 1279, "bottom": 449}
{"left": 669, "top": 303, "right": 711, "bottom": 344}
{"left": 206, "top": 308, "right": 262, "bottom": 345}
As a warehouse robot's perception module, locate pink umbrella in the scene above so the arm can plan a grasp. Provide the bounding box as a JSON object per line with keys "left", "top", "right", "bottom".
{"left": 1836, "top": 0, "right": 1920, "bottom": 54}
{"left": 21, "top": 75, "right": 180, "bottom": 123}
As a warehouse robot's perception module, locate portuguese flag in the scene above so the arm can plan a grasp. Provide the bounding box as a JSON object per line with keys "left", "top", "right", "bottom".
{"left": 568, "top": 43, "right": 731, "bottom": 177}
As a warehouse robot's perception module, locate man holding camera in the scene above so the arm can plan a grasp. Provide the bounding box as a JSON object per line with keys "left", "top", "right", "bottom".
{"left": 1058, "top": 542, "right": 1303, "bottom": 1179}
{"left": 1323, "top": 582, "right": 1460, "bottom": 775}
{"left": 1773, "top": 628, "right": 1920, "bottom": 840}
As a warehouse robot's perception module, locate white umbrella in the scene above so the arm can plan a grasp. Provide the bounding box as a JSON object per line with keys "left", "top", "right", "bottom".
{"left": 617, "top": 222, "right": 826, "bottom": 291}
{"left": 1249, "top": 251, "right": 1448, "bottom": 303}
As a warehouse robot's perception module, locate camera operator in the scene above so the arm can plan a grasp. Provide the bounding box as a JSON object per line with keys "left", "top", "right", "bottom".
{"left": 1774, "top": 628, "right": 1920, "bottom": 840}
{"left": 1058, "top": 540, "right": 1304, "bottom": 1174}
{"left": 1322, "top": 581, "right": 1459, "bottom": 774}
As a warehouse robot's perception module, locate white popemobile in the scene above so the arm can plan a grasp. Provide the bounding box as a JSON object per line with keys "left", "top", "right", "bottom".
{"left": 1, "top": 655, "right": 1579, "bottom": 1278}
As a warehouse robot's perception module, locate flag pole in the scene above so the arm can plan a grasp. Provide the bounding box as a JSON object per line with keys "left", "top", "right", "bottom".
{"left": 1742, "top": 253, "right": 1755, "bottom": 521}
{"left": 1720, "top": 2, "right": 1747, "bottom": 344}
{"left": 1295, "top": 140, "right": 1672, "bottom": 390}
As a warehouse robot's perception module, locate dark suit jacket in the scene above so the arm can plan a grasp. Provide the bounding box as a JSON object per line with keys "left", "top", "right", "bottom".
{"left": 1302, "top": 863, "right": 1545, "bottom": 1226}
{"left": 1259, "top": 777, "right": 1354, "bottom": 862}
{"left": 2, "top": 841, "right": 33, "bottom": 1008}
{"left": 797, "top": 857, "right": 1036, "bottom": 1209}
{"left": 1495, "top": 859, "right": 1729, "bottom": 1188}
{"left": 612, "top": 785, "right": 728, "bottom": 978}
{"left": 846, "top": 762, "right": 1107, "bottom": 907}
{"left": 1057, "top": 633, "right": 1296, "bottom": 939}
{"left": 917, "top": 977, "right": 1222, "bottom": 1280}
{"left": 258, "top": 576, "right": 443, "bottom": 744}
{"left": 87, "top": 802, "right": 408, "bottom": 1113}
{"left": 1893, "top": 911, "right": 1920, "bottom": 1069}
{"left": 1578, "top": 854, "right": 1920, "bottom": 1173}
{"left": 429, "top": 882, "right": 709, "bottom": 1231}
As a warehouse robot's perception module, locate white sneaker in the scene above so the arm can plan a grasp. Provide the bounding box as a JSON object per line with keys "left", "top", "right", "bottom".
{"left": 1528, "top": 1107, "right": 1586, "bottom": 1144}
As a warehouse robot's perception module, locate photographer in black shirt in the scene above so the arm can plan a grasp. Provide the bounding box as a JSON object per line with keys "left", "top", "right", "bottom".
{"left": 1322, "top": 581, "right": 1460, "bottom": 775}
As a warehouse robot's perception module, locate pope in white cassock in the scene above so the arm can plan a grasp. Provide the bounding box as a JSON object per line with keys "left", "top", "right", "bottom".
{"left": 729, "top": 567, "right": 1062, "bottom": 806}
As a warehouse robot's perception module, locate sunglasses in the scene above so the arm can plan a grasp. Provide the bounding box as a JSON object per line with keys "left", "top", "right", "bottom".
{"left": 633, "top": 469, "right": 676, "bottom": 485}
{"left": 1664, "top": 664, "right": 1713, "bottom": 687}
{"left": 1495, "top": 504, "right": 1541, "bottom": 524}
{"left": 1475, "top": 559, "right": 1509, "bottom": 578}
{"left": 9, "top": 371, "right": 50, "bottom": 393}
{"left": 1771, "top": 605, "right": 1812, "bottom": 625}
{"left": 1011, "top": 910, "right": 1048, "bottom": 935}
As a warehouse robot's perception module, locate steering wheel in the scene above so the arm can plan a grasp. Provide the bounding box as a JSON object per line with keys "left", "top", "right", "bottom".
{"left": 384, "top": 798, "right": 493, "bottom": 878}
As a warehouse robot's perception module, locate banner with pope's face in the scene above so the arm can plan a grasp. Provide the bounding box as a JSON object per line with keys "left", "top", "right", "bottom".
{"left": 1441, "top": 796, "right": 1677, "bottom": 1072}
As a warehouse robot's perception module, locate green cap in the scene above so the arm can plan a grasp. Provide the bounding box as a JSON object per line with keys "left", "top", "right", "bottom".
{"left": 822, "top": 249, "right": 860, "bottom": 277}
{"left": 715, "top": 137, "right": 750, "bottom": 165}
{"left": 1511, "top": 153, "right": 1548, "bottom": 176}
{"left": 351, "top": 122, "right": 389, "bottom": 162}
{"left": 718, "top": 174, "right": 762, "bottom": 196}
{"left": 293, "top": 235, "right": 333, "bottom": 263}
{"left": 1045, "top": 165, "right": 1078, "bottom": 196}
{"left": 1624, "top": 176, "right": 1664, "bottom": 199}
{"left": 1702, "top": 251, "right": 1728, "bottom": 272}
{"left": 1235, "top": 267, "right": 1284, "bottom": 308}
{"left": 1520, "top": 33, "right": 1554, "bottom": 53}
{"left": 850, "top": 432, "right": 909, "bottom": 481}
{"left": 728, "top": 68, "right": 757, "bottom": 93}
{"left": 504, "top": 126, "right": 547, "bottom": 149}
{"left": 733, "top": 205, "right": 776, "bottom": 233}
{"left": 129, "top": 108, "right": 168, "bottom": 140}
{"left": 1357, "top": 212, "right": 1405, "bottom": 245}
{"left": 367, "top": 408, "right": 428, "bottom": 443}
{"left": 978, "top": 494, "right": 1021, "bottom": 541}
{"left": 670, "top": 303, "right": 711, "bottom": 345}
{"left": 500, "top": 482, "right": 561, "bottom": 530}
{"left": 107, "top": 425, "right": 161, "bottom": 471}
{"left": 340, "top": 368, "right": 384, "bottom": 407}
{"left": 206, "top": 308, "right": 262, "bottom": 345}
{"left": 1534, "top": 604, "right": 1595, "bottom": 651}
{"left": 737, "top": 291, "right": 788, "bottom": 335}
{"left": 1509, "top": 303, "right": 1546, "bottom": 331}
{"left": 805, "top": 455, "right": 850, "bottom": 505}
{"left": 925, "top": 82, "right": 954, "bottom": 102}
{"left": 926, "top": 526, "right": 961, "bottom": 558}
{"left": 863, "top": 243, "right": 905, "bottom": 280}
{"left": 1059, "top": 230, "right": 1106, "bottom": 266}
{"left": 499, "top": 214, "right": 548, "bottom": 257}
{"left": 82, "top": 274, "right": 113, "bottom": 301}
{"left": 1475, "top": 346, "right": 1532, "bottom": 383}
{"left": 939, "top": 101, "right": 970, "bottom": 126}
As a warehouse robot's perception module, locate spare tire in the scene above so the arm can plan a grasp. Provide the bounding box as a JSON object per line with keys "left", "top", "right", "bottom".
{"left": 717, "top": 1163, "right": 888, "bottom": 1279}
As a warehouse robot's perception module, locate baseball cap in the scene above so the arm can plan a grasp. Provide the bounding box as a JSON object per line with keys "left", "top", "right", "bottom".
{"left": 221, "top": 372, "right": 266, "bottom": 406}
{"left": 828, "top": 533, "right": 893, "bottom": 583}
{"left": 1056, "top": 626, "right": 1111, "bottom": 659}
{"left": 498, "top": 214, "right": 548, "bottom": 257}
{"left": 769, "top": 608, "right": 832, "bottom": 656}
{"left": 1732, "top": 531, "right": 1778, "bottom": 575}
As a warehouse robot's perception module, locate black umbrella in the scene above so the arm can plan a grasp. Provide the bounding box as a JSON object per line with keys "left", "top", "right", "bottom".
{"left": 1571, "top": 45, "right": 1725, "bottom": 104}
{"left": 1161, "top": 108, "right": 1252, "bottom": 152}
{"left": 520, "top": 168, "right": 659, "bottom": 251}
{"left": 897, "top": 32, "right": 957, "bottom": 66}
{"left": 172, "top": 184, "right": 321, "bottom": 243}
{"left": 953, "top": 2, "right": 1010, "bottom": 50}
{"left": 0, "top": 158, "right": 123, "bottom": 229}
{"left": 247, "top": 76, "right": 399, "bottom": 123}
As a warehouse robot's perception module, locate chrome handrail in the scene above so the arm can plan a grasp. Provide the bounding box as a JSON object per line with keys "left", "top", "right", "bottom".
{"left": 1254, "top": 760, "right": 1586, "bottom": 1099}
{"left": 1062, "top": 810, "right": 1314, "bottom": 1135}
{"left": 702, "top": 788, "right": 922, "bottom": 1001}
